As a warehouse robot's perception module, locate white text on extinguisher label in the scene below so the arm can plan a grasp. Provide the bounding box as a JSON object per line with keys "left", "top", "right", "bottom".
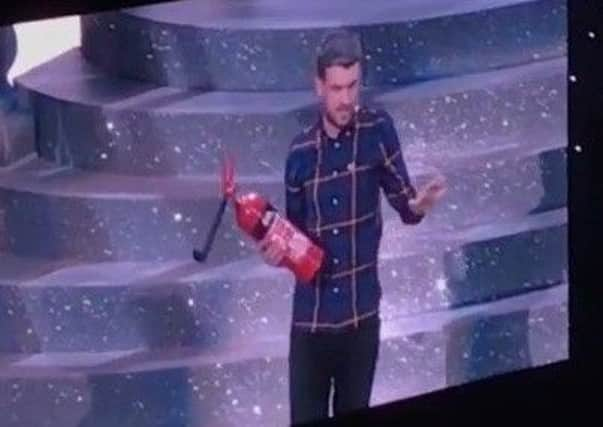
{"left": 268, "top": 214, "right": 309, "bottom": 262}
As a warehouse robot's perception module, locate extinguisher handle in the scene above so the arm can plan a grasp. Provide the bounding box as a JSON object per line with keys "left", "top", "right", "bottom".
{"left": 192, "top": 196, "right": 228, "bottom": 263}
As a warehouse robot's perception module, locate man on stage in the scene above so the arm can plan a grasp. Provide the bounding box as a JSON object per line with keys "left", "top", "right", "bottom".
{"left": 260, "top": 30, "right": 447, "bottom": 425}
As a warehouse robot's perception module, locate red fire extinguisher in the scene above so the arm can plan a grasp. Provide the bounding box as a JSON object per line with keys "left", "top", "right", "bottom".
{"left": 193, "top": 152, "right": 324, "bottom": 283}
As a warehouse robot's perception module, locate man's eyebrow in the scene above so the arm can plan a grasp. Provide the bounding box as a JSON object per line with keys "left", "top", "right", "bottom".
{"left": 330, "top": 79, "right": 358, "bottom": 89}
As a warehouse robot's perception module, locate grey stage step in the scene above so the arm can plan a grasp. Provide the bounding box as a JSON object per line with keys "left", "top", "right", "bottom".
{"left": 0, "top": 208, "right": 567, "bottom": 353}
{"left": 15, "top": 49, "right": 566, "bottom": 176}
{"left": 0, "top": 283, "right": 567, "bottom": 427}
{"left": 79, "top": 0, "right": 566, "bottom": 90}
{"left": 0, "top": 133, "right": 566, "bottom": 263}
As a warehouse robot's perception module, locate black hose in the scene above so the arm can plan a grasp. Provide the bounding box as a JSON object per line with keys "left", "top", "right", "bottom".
{"left": 192, "top": 196, "right": 228, "bottom": 263}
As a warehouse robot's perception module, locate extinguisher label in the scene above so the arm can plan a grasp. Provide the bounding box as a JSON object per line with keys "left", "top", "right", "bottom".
{"left": 289, "top": 231, "right": 309, "bottom": 261}
{"left": 267, "top": 214, "right": 309, "bottom": 263}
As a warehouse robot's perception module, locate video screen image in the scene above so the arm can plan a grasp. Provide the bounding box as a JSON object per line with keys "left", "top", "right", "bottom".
{"left": 0, "top": 1, "right": 568, "bottom": 426}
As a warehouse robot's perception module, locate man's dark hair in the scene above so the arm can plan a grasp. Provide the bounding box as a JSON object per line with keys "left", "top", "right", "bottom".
{"left": 315, "top": 30, "right": 363, "bottom": 80}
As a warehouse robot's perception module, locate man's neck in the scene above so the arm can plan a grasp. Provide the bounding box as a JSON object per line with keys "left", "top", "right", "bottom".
{"left": 321, "top": 114, "right": 342, "bottom": 139}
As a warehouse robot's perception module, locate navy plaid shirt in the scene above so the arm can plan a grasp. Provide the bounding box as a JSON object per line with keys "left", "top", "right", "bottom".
{"left": 285, "top": 107, "right": 424, "bottom": 333}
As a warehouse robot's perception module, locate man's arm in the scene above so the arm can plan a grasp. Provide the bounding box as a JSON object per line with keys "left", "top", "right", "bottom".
{"left": 378, "top": 112, "right": 425, "bottom": 225}
{"left": 285, "top": 148, "right": 307, "bottom": 232}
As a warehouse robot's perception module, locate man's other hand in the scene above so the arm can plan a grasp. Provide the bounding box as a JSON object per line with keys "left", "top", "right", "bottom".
{"left": 408, "top": 174, "right": 447, "bottom": 215}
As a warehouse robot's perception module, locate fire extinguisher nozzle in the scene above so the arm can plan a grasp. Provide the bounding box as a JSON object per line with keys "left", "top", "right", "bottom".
{"left": 192, "top": 249, "right": 208, "bottom": 263}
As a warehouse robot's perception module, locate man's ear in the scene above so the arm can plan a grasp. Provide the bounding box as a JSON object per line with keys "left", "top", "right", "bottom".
{"left": 314, "top": 76, "right": 324, "bottom": 97}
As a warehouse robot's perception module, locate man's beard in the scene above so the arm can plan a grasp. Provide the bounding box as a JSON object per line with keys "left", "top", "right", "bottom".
{"left": 325, "top": 106, "right": 354, "bottom": 130}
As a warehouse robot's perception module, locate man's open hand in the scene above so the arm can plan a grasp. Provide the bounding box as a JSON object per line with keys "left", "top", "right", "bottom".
{"left": 408, "top": 174, "right": 447, "bottom": 215}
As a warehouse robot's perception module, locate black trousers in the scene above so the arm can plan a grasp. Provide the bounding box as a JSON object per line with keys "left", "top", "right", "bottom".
{"left": 288, "top": 315, "right": 380, "bottom": 426}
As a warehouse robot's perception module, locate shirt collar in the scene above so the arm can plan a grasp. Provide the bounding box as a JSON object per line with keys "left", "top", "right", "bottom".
{"left": 316, "top": 112, "right": 357, "bottom": 142}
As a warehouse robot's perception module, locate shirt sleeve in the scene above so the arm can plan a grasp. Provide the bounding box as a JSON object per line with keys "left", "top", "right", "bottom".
{"left": 284, "top": 147, "right": 307, "bottom": 233}
{"left": 378, "top": 112, "right": 424, "bottom": 225}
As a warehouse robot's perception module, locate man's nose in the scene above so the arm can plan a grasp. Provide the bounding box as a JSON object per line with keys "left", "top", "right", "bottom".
{"left": 341, "top": 90, "right": 353, "bottom": 105}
